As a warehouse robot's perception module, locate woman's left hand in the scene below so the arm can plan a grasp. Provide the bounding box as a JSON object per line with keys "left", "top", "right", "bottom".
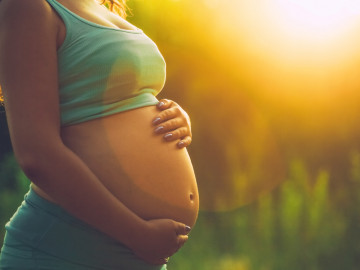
{"left": 152, "top": 99, "right": 192, "bottom": 148}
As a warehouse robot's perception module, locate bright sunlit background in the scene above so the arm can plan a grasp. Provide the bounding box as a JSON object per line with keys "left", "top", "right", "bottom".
{"left": 1, "top": 0, "right": 360, "bottom": 269}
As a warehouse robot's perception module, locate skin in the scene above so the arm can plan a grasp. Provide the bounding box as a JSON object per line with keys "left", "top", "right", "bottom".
{"left": 0, "top": 0, "right": 196, "bottom": 265}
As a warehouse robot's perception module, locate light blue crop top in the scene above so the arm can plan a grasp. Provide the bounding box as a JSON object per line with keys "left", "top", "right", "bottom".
{"left": 45, "top": 0, "right": 166, "bottom": 126}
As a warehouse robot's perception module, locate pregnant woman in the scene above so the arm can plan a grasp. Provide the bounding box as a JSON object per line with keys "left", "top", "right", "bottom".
{"left": 0, "top": 0, "right": 199, "bottom": 269}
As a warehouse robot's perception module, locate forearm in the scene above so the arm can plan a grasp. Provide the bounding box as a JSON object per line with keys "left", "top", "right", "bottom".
{"left": 20, "top": 141, "right": 144, "bottom": 248}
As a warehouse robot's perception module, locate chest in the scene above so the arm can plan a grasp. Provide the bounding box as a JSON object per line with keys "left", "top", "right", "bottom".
{"left": 54, "top": 0, "right": 136, "bottom": 48}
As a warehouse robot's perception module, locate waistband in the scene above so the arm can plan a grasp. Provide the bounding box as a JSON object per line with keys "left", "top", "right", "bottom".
{"left": 25, "top": 186, "right": 63, "bottom": 213}
{"left": 4, "top": 187, "right": 167, "bottom": 270}
{"left": 24, "top": 186, "right": 90, "bottom": 227}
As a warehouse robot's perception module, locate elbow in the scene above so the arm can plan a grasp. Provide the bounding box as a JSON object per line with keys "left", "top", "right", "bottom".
{"left": 15, "top": 153, "right": 43, "bottom": 180}
{"left": 13, "top": 139, "right": 64, "bottom": 181}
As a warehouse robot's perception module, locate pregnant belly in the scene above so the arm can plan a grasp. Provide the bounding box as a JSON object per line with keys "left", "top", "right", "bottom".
{"left": 58, "top": 105, "right": 199, "bottom": 227}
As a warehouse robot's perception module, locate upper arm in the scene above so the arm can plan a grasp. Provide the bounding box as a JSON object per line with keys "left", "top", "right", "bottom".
{"left": 0, "top": 0, "right": 62, "bottom": 162}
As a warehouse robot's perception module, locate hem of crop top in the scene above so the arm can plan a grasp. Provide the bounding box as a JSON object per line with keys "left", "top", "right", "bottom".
{"left": 61, "top": 93, "right": 160, "bottom": 126}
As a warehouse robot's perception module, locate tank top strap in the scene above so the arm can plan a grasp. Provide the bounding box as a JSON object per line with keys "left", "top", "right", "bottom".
{"left": 45, "top": 0, "right": 91, "bottom": 52}
{"left": 45, "top": 0, "right": 77, "bottom": 26}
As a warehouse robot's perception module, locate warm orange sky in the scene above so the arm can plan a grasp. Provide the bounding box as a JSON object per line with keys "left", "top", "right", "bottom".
{"left": 202, "top": 0, "right": 360, "bottom": 96}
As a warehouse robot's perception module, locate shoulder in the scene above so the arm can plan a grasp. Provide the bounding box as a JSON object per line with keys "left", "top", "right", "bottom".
{"left": 0, "top": 0, "right": 52, "bottom": 15}
{"left": 0, "top": 0, "right": 57, "bottom": 32}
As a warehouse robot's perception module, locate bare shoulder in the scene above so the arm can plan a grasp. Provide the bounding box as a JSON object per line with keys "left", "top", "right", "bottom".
{"left": 0, "top": 0, "right": 52, "bottom": 15}
{"left": 0, "top": 0, "right": 57, "bottom": 31}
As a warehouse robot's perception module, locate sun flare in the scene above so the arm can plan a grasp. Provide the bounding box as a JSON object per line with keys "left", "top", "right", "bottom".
{"left": 212, "top": 0, "right": 360, "bottom": 97}
{"left": 274, "top": 0, "right": 360, "bottom": 40}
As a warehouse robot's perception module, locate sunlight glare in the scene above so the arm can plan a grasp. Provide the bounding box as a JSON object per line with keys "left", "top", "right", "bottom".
{"left": 275, "top": 0, "right": 360, "bottom": 38}
{"left": 203, "top": 0, "right": 220, "bottom": 9}
{"left": 217, "top": 0, "right": 360, "bottom": 96}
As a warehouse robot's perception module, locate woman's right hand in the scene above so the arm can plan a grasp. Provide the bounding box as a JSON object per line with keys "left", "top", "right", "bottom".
{"left": 129, "top": 219, "right": 191, "bottom": 265}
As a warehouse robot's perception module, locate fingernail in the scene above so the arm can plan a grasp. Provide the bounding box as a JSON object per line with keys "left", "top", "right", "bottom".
{"left": 152, "top": 117, "right": 161, "bottom": 125}
{"left": 157, "top": 101, "right": 165, "bottom": 108}
{"left": 178, "top": 141, "right": 185, "bottom": 148}
{"left": 154, "top": 126, "right": 164, "bottom": 133}
{"left": 164, "top": 133, "right": 173, "bottom": 140}
{"left": 185, "top": 226, "right": 191, "bottom": 233}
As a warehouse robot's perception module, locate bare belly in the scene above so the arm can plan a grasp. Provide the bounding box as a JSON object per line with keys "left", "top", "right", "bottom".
{"left": 33, "top": 105, "right": 199, "bottom": 227}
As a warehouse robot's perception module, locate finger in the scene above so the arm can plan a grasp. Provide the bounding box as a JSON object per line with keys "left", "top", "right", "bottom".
{"left": 154, "top": 118, "right": 184, "bottom": 134}
{"left": 156, "top": 99, "right": 175, "bottom": 110}
{"left": 175, "top": 223, "right": 192, "bottom": 235}
{"left": 163, "top": 127, "right": 189, "bottom": 141}
{"left": 152, "top": 106, "right": 182, "bottom": 126}
{"left": 152, "top": 108, "right": 177, "bottom": 126}
{"left": 177, "top": 235, "right": 189, "bottom": 249}
{"left": 177, "top": 136, "right": 192, "bottom": 148}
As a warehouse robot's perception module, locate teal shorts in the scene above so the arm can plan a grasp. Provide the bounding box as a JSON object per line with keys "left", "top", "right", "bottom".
{"left": 0, "top": 187, "right": 167, "bottom": 270}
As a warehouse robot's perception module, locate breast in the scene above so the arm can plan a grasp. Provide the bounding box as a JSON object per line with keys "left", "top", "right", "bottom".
{"left": 58, "top": 29, "right": 166, "bottom": 126}
{"left": 60, "top": 105, "right": 199, "bottom": 227}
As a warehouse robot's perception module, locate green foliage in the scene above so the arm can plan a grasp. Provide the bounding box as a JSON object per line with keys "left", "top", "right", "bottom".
{"left": 0, "top": 154, "right": 30, "bottom": 244}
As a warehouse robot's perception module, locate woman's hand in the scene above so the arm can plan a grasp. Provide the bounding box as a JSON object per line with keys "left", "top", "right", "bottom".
{"left": 129, "top": 219, "right": 191, "bottom": 265}
{"left": 152, "top": 99, "right": 192, "bottom": 148}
